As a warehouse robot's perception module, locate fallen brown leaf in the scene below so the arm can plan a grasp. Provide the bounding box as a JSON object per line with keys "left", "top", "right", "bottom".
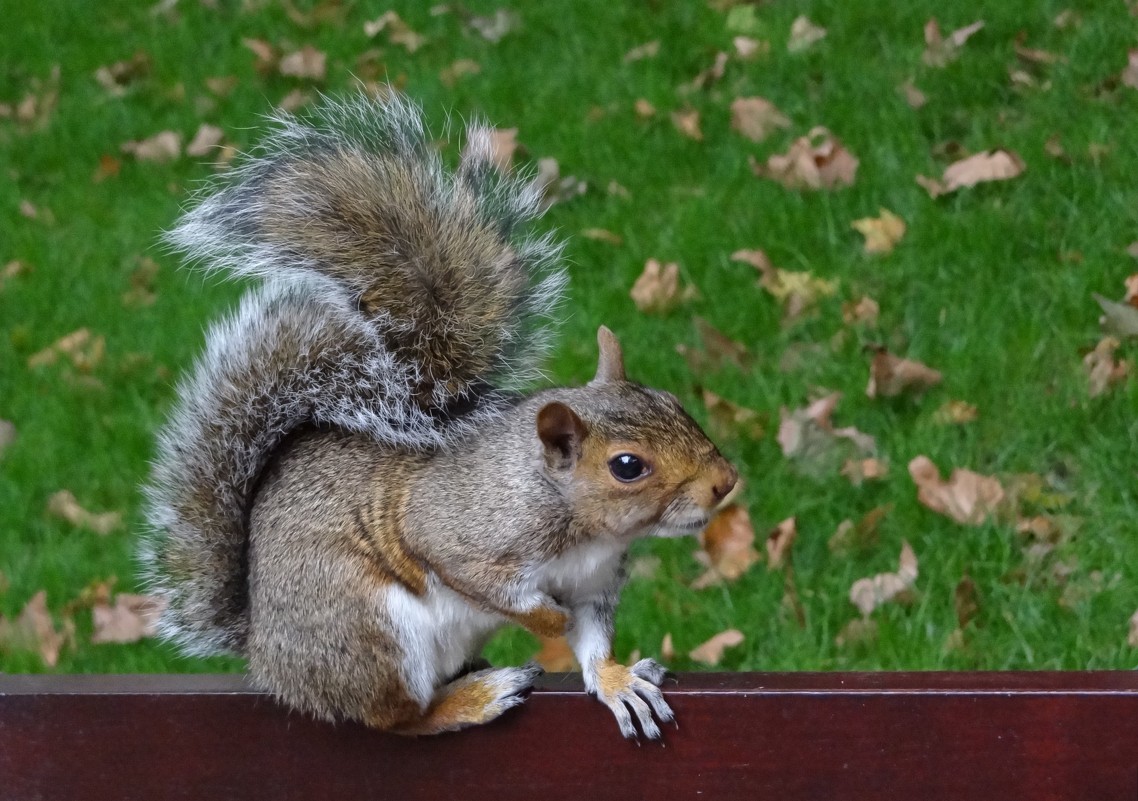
{"left": 730, "top": 96, "right": 791, "bottom": 143}
{"left": 866, "top": 346, "right": 943, "bottom": 398}
{"left": 835, "top": 617, "right": 878, "bottom": 648}
{"left": 671, "top": 108, "right": 703, "bottom": 141}
{"left": 753, "top": 127, "right": 858, "bottom": 190}
{"left": 121, "top": 131, "right": 181, "bottom": 163}
{"left": 533, "top": 635, "right": 577, "bottom": 672}
{"left": 685, "top": 52, "right": 729, "bottom": 92}
{"left": 1, "top": 260, "right": 27, "bottom": 291}
{"left": 922, "top": 19, "right": 984, "bottom": 67}
{"left": 1083, "top": 336, "right": 1130, "bottom": 397}
{"left": 633, "top": 98, "right": 656, "bottom": 118}
{"left": 733, "top": 36, "right": 769, "bottom": 61}
{"left": 918, "top": 149, "right": 1025, "bottom": 197}
{"left": 842, "top": 296, "right": 880, "bottom": 327}
{"left": 787, "top": 16, "right": 826, "bottom": 53}
{"left": 466, "top": 8, "right": 520, "bottom": 43}
{"left": 122, "top": 257, "right": 160, "bottom": 308}
{"left": 94, "top": 51, "right": 151, "bottom": 97}
{"left": 440, "top": 59, "right": 481, "bottom": 87}
{"left": 661, "top": 633, "right": 675, "bottom": 662}
{"left": 1124, "top": 274, "right": 1138, "bottom": 307}
{"left": 778, "top": 393, "right": 876, "bottom": 479}
{"left": 1122, "top": 51, "right": 1138, "bottom": 90}
{"left": 841, "top": 457, "right": 889, "bottom": 486}
{"left": 828, "top": 505, "right": 889, "bottom": 556}
{"left": 932, "top": 399, "right": 978, "bottom": 425}
{"left": 186, "top": 124, "right": 224, "bottom": 158}
{"left": 954, "top": 575, "right": 980, "bottom": 628}
{"left": 91, "top": 593, "right": 165, "bottom": 644}
{"left": 0, "top": 420, "right": 15, "bottom": 459}
{"left": 766, "top": 517, "right": 796, "bottom": 570}
{"left": 691, "top": 505, "right": 760, "bottom": 589}
{"left": 364, "top": 11, "right": 426, "bottom": 52}
{"left": 688, "top": 629, "right": 745, "bottom": 666}
{"left": 581, "top": 228, "right": 622, "bottom": 246}
{"left": 849, "top": 541, "right": 918, "bottom": 616}
{"left": 676, "top": 318, "right": 748, "bottom": 373}
{"left": 1129, "top": 609, "right": 1138, "bottom": 648}
{"left": 93, "top": 154, "right": 121, "bottom": 183}
{"left": 899, "top": 80, "right": 927, "bottom": 109}
{"left": 630, "top": 259, "right": 693, "bottom": 314}
{"left": 851, "top": 209, "right": 906, "bottom": 254}
{"left": 623, "top": 41, "right": 660, "bottom": 63}
{"left": 908, "top": 455, "right": 1005, "bottom": 526}
{"left": 242, "top": 38, "right": 278, "bottom": 73}
{"left": 701, "top": 389, "right": 764, "bottom": 442}
{"left": 278, "top": 45, "right": 326, "bottom": 80}
{"left": 1094, "top": 293, "right": 1138, "bottom": 338}
{"left": 46, "top": 490, "right": 123, "bottom": 535}
{"left": 28, "top": 328, "right": 105, "bottom": 371}
{"left": 0, "top": 591, "right": 73, "bottom": 667}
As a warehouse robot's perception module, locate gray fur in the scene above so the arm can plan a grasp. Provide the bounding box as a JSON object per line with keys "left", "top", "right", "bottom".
{"left": 140, "top": 94, "right": 566, "bottom": 656}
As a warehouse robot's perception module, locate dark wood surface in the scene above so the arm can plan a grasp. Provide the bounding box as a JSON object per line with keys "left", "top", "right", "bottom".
{"left": 3, "top": 672, "right": 1138, "bottom": 800}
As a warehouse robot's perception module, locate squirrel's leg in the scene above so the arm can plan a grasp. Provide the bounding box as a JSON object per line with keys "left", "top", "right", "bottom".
{"left": 567, "top": 586, "right": 674, "bottom": 740}
{"left": 390, "top": 662, "right": 544, "bottom": 736}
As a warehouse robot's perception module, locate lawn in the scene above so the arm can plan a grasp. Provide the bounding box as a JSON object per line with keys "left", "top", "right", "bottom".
{"left": 1, "top": 0, "right": 1136, "bottom": 677}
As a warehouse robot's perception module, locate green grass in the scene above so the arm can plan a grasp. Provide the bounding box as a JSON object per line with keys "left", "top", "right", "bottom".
{"left": 2, "top": 0, "right": 1136, "bottom": 676}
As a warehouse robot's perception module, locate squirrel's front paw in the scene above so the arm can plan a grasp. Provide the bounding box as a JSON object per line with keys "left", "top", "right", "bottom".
{"left": 589, "top": 659, "right": 674, "bottom": 740}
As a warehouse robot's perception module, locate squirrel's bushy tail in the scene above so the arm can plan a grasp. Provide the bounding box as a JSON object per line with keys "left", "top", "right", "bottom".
{"left": 140, "top": 93, "right": 566, "bottom": 656}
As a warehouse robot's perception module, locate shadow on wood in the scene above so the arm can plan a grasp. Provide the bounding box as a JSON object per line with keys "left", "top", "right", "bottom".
{"left": 2, "top": 672, "right": 1137, "bottom": 800}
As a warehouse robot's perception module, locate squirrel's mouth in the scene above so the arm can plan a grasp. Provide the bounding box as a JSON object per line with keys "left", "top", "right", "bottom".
{"left": 650, "top": 515, "right": 710, "bottom": 539}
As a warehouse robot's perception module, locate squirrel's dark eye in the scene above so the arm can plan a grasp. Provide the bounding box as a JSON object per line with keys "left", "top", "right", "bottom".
{"left": 609, "top": 453, "right": 648, "bottom": 482}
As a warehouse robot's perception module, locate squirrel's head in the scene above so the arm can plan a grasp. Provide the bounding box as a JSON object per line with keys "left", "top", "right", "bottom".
{"left": 535, "top": 326, "right": 738, "bottom": 540}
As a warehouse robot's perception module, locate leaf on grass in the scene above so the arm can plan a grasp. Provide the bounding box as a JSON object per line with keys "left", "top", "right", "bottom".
{"left": 684, "top": 52, "right": 729, "bottom": 92}
{"left": 828, "top": 505, "right": 889, "bottom": 556}
{"left": 364, "top": 11, "right": 426, "bottom": 52}
{"left": 688, "top": 629, "right": 744, "bottom": 666}
{"left": 835, "top": 617, "right": 877, "bottom": 648}
{"left": 1, "top": 260, "right": 27, "bottom": 291}
{"left": 1083, "top": 336, "right": 1131, "bottom": 397}
{"left": 468, "top": 127, "right": 517, "bottom": 173}
{"left": 661, "top": 633, "right": 675, "bottom": 662}
{"left": 917, "top": 149, "right": 1025, "bottom": 197}
{"left": 242, "top": 38, "right": 279, "bottom": 73}
{"left": 46, "top": 490, "right": 123, "bottom": 535}
{"left": 1093, "top": 293, "right": 1138, "bottom": 338}
{"left": 93, "top": 154, "right": 122, "bottom": 183}
{"left": 766, "top": 517, "right": 796, "bottom": 570}
{"left": 733, "top": 37, "right": 769, "bottom": 61}
{"left": 91, "top": 593, "right": 166, "bottom": 644}
{"left": 633, "top": 98, "right": 656, "bottom": 118}
{"left": 0, "top": 419, "right": 14, "bottom": 459}
{"left": 671, "top": 108, "right": 703, "bottom": 141}
{"left": 623, "top": 41, "right": 660, "bottom": 63}
{"left": 630, "top": 259, "right": 694, "bottom": 314}
{"left": 122, "top": 257, "right": 160, "bottom": 308}
{"left": 866, "top": 346, "right": 942, "bottom": 398}
{"left": 1129, "top": 609, "right": 1138, "bottom": 648}
{"left": 440, "top": 59, "right": 481, "bottom": 87}
{"left": 743, "top": 250, "right": 838, "bottom": 320}
{"left": 778, "top": 393, "right": 876, "bottom": 479}
{"left": 730, "top": 96, "right": 791, "bottom": 143}
{"left": 185, "top": 124, "right": 224, "bottom": 158}
{"left": 12, "top": 65, "right": 60, "bottom": 130}
{"left": 0, "top": 591, "right": 73, "bottom": 667}
{"left": 467, "top": 9, "right": 521, "bottom": 43}
{"left": 841, "top": 457, "right": 889, "bottom": 486}
{"left": 787, "top": 16, "right": 826, "bottom": 53}
{"left": 752, "top": 127, "right": 857, "bottom": 190}
{"left": 533, "top": 635, "right": 577, "bottom": 672}
{"left": 28, "top": 328, "right": 105, "bottom": 371}
{"left": 842, "top": 296, "right": 880, "bottom": 327}
{"left": 849, "top": 541, "right": 918, "bottom": 616}
{"left": 121, "top": 131, "right": 182, "bottom": 163}
{"left": 898, "top": 80, "right": 927, "bottom": 109}
{"left": 954, "top": 575, "right": 980, "bottom": 628}
{"left": 851, "top": 209, "right": 906, "bottom": 254}
{"left": 932, "top": 399, "right": 978, "bottom": 425}
{"left": 94, "top": 51, "right": 151, "bottom": 97}
{"left": 1124, "top": 274, "right": 1138, "bottom": 306}
{"left": 278, "top": 46, "right": 326, "bottom": 80}
{"left": 908, "top": 455, "right": 1005, "bottom": 526}
{"left": 691, "top": 505, "right": 760, "bottom": 589}
{"left": 701, "top": 389, "right": 764, "bottom": 442}
{"left": 1122, "top": 50, "right": 1138, "bottom": 91}
{"left": 922, "top": 19, "right": 984, "bottom": 67}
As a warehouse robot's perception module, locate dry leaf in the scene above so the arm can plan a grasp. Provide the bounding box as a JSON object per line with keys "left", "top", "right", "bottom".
{"left": 691, "top": 505, "right": 760, "bottom": 589}
{"left": 471, "top": 127, "right": 517, "bottom": 173}
{"left": 661, "top": 633, "right": 675, "bottom": 662}
{"left": 123, "top": 256, "right": 160, "bottom": 308}
{"left": 13, "top": 65, "right": 59, "bottom": 130}
{"left": 730, "top": 248, "right": 773, "bottom": 273}
{"left": 440, "top": 59, "right": 480, "bottom": 87}
{"left": 364, "top": 11, "right": 426, "bottom": 52}
{"left": 851, "top": 209, "right": 906, "bottom": 254}
{"left": 185, "top": 124, "right": 224, "bottom": 158}
{"left": 467, "top": 9, "right": 520, "bottom": 43}
{"left": 841, "top": 457, "right": 889, "bottom": 485}
{"left": 842, "top": 296, "right": 880, "bottom": 327}
{"left": 242, "top": 38, "right": 278, "bottom": 73}
{"left": 733, "top": 37, "right": 769, "bottom": 61}
{"left": 701, "top": 389, "right": 764, "bottom": 442}
{"left": 1094, "top": 293, "right": 1138, "bottom": 338}
{"left": 748, "top": 252, "right": 838, "bottom": 320}
{"left": 581, "top": 228, "right": 622, "bottom": 246}
{"left": 633, "top": 98, "right": 656, "bottom": 118}
{"left": 753, "top": 127, "right": 857, "bottom": 190}
{"left": 766, "top": 517, "right": 796, "bottom": 570}
{"left": 94, "top": 51, "right": 151, "bottom": 97}
{"left": 778, "top": 393, "right": 876, "bottom": 479}
{"left": 954, "top": 575, "right": 979, "bottom": 628}
{"left": 1053, "top": 9, "right": 1081, "bottom": 29}
{"left": 932, "top": 399, "right": 978, "bottom": 425}
{"left": 899, "top": 80, "right": 927, "bottom": 109}
{"left": 28, "top": 328, "right": 105, "bottom": 371}
{"left": 46, "top": 490, "right": 123, "bottom": 535}
{"left": 1129, "top": 609, "right": 1138, "bottom": 648}
{"left": 908, "top": 455, "right": 1005, "bottom": 526}
{"left": 91, "top": 593, "right": 166, "bottom": 644}
{"left": 671, "top": 108, "right": 703, "bottom": 141}
{"left": 623, "top": 41, "right": 660, "bottom": 63}
{"left": 93, "top": 154, "right": 122, "bottom": 182}
{"left": 835, "top": 617, "right": 878, "bottom": 648}
{"left": 688, "top": 629, "right": 744, "bottom": 666}
{"left": 1124, "top": 274, "right": 1138, "bottom": 307}
{"left": 1122, "top": 51, "right": 1138, "bottom": 90}
{"left": 0, "top": 419, "right": 14, "bottom": 459}
{"left": 849, "top": 542, "right": 918, "bottom": 616}
{"left": 0, "top": 591, "right": 73, "bottom": 667}
{"left": 533, "top": 635, "right": 577, "bottom": 672}
{"left": 685, "top": 52, "right": 729, "bottom": 92}
{"left": 630, "top": 259, "right": 693, "bottom": 314}
{"left": 1083, "top": 337, "right": 1130, "bottom": 397}
{"left": 121, "top": 130, "right": 181, "bottom": 163}
{"left": 278, "top": 45, "right": 326, "bottom": 80}
{"left": 205, "top": 75, "right": 238, "bottom": 96}
{"left": 918, "top": 149, "right": 1025, "bottom": 197}
{"left": 828, "top": 505, "right": 889, "bottom": 555}
{"left": 922, "top": 19, "right": 984, "bottom": 67}
{"left": 866, "top": 347, "right": 942, "bottom": 398}
{"left": 730, "top": 97, "right": 791, "bottom": 143}
{"left": 787, "top": 16, "right": 826, "bottom": 53}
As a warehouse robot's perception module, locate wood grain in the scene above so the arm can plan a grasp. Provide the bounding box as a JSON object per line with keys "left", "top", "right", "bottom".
{"left": 2, "top": 672, "right": 1137, "bottom": 800}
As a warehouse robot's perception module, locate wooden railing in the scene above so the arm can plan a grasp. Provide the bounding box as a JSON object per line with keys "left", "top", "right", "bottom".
{"left": 2, "top": 672, "right": 1137, "bottom": 800}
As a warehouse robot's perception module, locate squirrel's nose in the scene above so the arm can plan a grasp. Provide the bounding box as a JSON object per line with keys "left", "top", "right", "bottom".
{"left": 711, "top": 465, "right": 739, "bottom": 503}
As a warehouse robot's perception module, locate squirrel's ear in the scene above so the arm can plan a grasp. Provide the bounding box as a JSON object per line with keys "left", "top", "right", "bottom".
{"left": 591, "top": 326, "right": 626, "bottom": 385}
{"left": 537, "top": 402, "right": 587, "bottom": 470}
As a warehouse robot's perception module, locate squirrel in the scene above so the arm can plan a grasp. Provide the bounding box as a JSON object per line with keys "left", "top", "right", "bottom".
{"left": 140, "top": 93, "right": 738, "bottom": 739}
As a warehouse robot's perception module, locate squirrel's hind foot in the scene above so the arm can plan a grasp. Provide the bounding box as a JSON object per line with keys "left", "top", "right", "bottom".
{"left": 392, "top": 662, "right": 544, "bottom": 736}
